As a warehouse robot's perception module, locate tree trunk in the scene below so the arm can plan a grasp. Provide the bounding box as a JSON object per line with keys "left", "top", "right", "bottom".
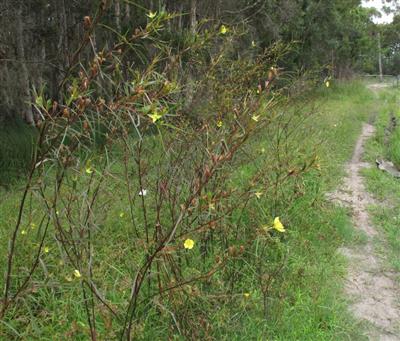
{"left": 378, "top": 32, "right": 383, "bottom": 82}
{"left": 178, "top": 4, "right": 184, "bottom": 31}
{"left": 190, "top": 0, "right": 197, "bottom": 34}
{"left": 115, "top": 0, "right": 121, "bottom": 32}
{"left": 125, "top": 2, "right": 131, "bottom": 21}
{"left": 58, "top": 0, "right": 69, "bottom": 67}
{"left": 16, "top": 5, "right": 34, "bottom": 125}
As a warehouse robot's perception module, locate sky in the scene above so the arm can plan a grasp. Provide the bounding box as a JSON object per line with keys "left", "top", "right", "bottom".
{"left": 362, "top": 0, "right": 395, "bottom": 24}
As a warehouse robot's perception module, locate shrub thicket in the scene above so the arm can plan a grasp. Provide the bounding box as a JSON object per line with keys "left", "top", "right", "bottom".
{"left": 1, "top": 12, "right": 320, "bottom": 340}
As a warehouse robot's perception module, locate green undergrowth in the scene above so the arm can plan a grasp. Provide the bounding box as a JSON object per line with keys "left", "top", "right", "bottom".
{"left": 363, "top": 89, "right": 400, "bottom": 274}
{"left": 222, "top": 80, "right": 376, "bottom": 340}
{"left": 0, "top": 117, "right": 37, "bottom": 187}
{"left": 0, "top": 81, "right": 378, "bottom": 340}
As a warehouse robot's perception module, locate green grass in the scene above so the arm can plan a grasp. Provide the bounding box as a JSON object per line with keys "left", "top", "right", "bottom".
{"left": 220, "top": 80, "right": 376, "bottom": 340}
{"left": 363, "top": 88, "right": 400, "bottom": 274}
{"left": 388, "top": 128, "right": 400, "bottom": 168}
{"left": 0, "top": 81, "right": 379, "bottom": 340}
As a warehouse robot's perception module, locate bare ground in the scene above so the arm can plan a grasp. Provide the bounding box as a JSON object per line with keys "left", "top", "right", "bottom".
{"left": 328, "top": 123, "right": 400, "bottom": 340}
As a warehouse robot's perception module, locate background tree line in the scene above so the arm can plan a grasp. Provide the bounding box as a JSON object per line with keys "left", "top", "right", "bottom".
{"left": 0, "top": 0, "right": 398, "bottom": 125}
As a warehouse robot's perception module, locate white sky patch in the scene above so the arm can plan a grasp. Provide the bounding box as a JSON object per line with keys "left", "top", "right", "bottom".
{"left": 362, "top": 0, "right": 395, "bottom": 24}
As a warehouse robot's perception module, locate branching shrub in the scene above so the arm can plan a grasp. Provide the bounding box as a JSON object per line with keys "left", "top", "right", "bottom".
{"left": 1, "top": 10, "right": 317, "bottom": 340}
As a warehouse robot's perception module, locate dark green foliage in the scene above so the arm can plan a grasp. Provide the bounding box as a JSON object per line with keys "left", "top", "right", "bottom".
{"left": 0, "top": 117, "right": 37, "bottom": 185}
{"left": 381, "top": 14, "right": 400, "bottom": 75}
{"left": 0, "top": 0, "right": 388, "bottom": 127}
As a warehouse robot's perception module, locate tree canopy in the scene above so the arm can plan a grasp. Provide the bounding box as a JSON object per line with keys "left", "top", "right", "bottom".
{"left": 0, "top": 0, "right": 396, "bottom": 123}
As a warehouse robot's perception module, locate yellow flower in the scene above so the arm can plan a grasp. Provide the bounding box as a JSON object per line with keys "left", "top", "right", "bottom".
{"left": 35, "top": 95, "right": 43, "bottom": 107}
{"left": 251, "top": 115, "right": 260, "bottom": 122}
{"left": 255, "top": 192, "right": 263, "bottom": 199}
{"left": 21, "top": 230, "right": 27, "bottom": 235}
{"left": 119, "top": 212, "right": 125, "bottom": 218}
{"left": 217, "top": 120, "right": 223, "bottom": 128}
{"left": 273, "top": 217, "right": 285, "bottom": 232}
{"left": 85, "top": 160, "right": 93, "bottom": 174}
{"left": 184, "top": 239, "right": 195, "bottom": 250}
{"left": 243, "top": 292, "right": 250, "bottom": 298}
{"left": 147, "top": 11, "right": 157, "bottom": 19}
{"left": 73, "top": 269, "right": 82, "bottom": 278}
{"left": 209, "top": 203, "right": 215, "bottom": 210}
{"left": 149, "top": 112, "right": 162, "bottom": 123}
{"left": 44, "top": 246, "right": 50, "bottom": 253}
{"left": 325, "top": 81, "right": 330, "bottom": 88}
{"left": 219, "top": 25, "right": 228, "bottom": 35}
{"left": 30, "top": 222, "right": 36, "bottom": 230}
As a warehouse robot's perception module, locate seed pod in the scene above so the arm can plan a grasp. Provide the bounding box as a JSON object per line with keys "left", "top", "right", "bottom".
{"left": 62, "top": 108, "right": 70, "bottom": 118}
{"left": 204, "top": 165, "right": 212, "bottom": 178}
{"left": 84, "top": 16, "right": 92, "bottom": 30}
{"left": 52, "top": 101, "right": 58, "bottom": 113}
{"left": 82, "top": 78, "right": 89, "bottom": 90}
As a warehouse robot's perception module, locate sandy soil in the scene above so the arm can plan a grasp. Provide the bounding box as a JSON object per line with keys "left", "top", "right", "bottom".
{"left": 329, "top": 123, "right": 400, "bottom": 340}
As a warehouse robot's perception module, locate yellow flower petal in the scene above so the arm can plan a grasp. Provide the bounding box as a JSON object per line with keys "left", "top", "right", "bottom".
{"left": 21, "top": 230, "right": 27, "bottom": 235}
{"left": 30, "top": 223, "right": 36, "bottom": 230}
{"left": 73, "top": 269, "right": 82, "bottom": 278}
{"left": 184, "top": 239, "right": 195, "bottom": 250}
{"left": 273, "top": 217, "right": 285, "bottom": 232}
{"left": 44, "top": 247, "right": 50, "bottom": 253}
{"left": 119, "top": 212, "right": 125, "bottom": 218}
{"left": 219, "top": 25, "right": 228, "bottom": 34}
{"left": 147, "top": 11, "right": 157, "bottom": 19}
{"left": 85, "top": 160, "right": 94, "bottom": 174}
{"left": 255, "top": 192, "right": 263, "bottom": 199}
{"left": 251, "top": 115, "right": 260, "bottom": 122}
{"left": 217, "top": 120, "right": 223, "bottom": 128}
{"left": 243, "top": 292, "right": 250, "bottom": 298}
{"left": 149, "top": 112, "right": 162, "bottom": 123}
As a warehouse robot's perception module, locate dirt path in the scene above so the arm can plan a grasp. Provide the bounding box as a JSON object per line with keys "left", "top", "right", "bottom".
{"left": 329, "top": 122, "right": 400, "bottom": 340}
